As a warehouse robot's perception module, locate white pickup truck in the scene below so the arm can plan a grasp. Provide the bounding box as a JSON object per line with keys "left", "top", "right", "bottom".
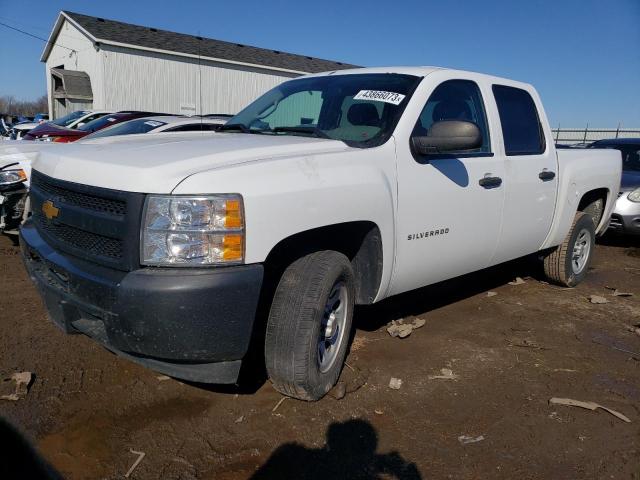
{"left": 21, "top": 67, "right": 621, "bottom": 400}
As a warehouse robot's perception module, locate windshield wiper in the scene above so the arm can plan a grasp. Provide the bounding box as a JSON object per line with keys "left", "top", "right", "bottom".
{"left": 272, "top": 126, "right": 331, "bottom": 139}
{"left": 219, "top": 123, "right": 250, "bottom": 133}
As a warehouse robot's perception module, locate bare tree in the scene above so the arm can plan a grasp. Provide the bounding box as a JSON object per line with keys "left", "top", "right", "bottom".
{"left": 0, "top": 94, "right": 48, "bottom": 117}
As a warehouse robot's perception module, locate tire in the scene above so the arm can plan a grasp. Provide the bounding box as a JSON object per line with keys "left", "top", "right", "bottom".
{"left": 265, "top": 250, "right": 355, "bottom": 401}
{"left": 582, "top": 198, "right": 604, "bottom": 230}
{"left": 543, "top": 212, "right": 595, "bottom": 287}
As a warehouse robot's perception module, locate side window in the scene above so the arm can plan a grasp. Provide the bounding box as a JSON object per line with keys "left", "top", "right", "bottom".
{"left": 492, "top": 85, "right": 545, "bottom": 156}
{"left": 413, "top": 80, "right": 491, "bottom": 153}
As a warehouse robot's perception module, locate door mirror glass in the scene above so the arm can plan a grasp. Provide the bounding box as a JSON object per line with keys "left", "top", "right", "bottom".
{"left": 412, "top": 120, "right": 482, "bottom": 155}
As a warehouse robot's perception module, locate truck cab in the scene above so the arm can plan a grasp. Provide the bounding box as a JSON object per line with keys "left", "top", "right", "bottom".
{"left": 20, "top": 67, "right": 621, "bottom": 400}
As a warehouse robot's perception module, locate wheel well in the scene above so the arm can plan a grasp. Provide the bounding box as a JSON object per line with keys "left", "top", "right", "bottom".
{"left": 578, "top": 188, "right": 608, "bottom": 226}
{"left": 263, "top": 222, "right": 383, "bottom": 305}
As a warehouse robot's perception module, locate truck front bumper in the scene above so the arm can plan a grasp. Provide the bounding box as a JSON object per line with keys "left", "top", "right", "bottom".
{"left": 20, "top": 220, "right": 264, "bottom": 384}
{"left": 608, "top": 193, "right": 640, "bottom": 235}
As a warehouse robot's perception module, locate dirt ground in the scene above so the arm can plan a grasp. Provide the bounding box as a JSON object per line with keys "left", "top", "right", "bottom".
{"left": 1, "top": 233, "right": 639, "bottom": 479}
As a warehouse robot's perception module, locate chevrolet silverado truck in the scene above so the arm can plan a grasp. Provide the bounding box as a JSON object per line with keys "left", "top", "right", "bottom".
{"left": 20, "top": 67, "right": 621, "bottom": 400}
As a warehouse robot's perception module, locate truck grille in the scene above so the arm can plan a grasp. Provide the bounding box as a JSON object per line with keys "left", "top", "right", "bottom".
{"left": 29, "top": 170, "right": 145, "bottom": 271}
{"left": 34, "top": 175, "right": 126, "bottom": 216}
{"left": 33, "top": 210, "right": 124, "bottom": 259}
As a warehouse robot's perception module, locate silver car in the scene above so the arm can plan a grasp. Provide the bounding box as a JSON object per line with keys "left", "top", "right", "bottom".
{"left": 590, "top": 138, "right": 640, "bottom": 235}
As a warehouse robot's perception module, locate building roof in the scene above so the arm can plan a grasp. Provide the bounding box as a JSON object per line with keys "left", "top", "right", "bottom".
{"left": 42, "top": 11, "right": 358, "bottom": 75}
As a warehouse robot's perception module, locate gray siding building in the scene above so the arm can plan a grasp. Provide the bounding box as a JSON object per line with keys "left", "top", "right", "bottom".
{"left": 42, "top": 11, "right": 355, "bottom": 118}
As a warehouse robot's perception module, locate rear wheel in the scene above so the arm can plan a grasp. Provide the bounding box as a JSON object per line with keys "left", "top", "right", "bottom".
{"left": 265, "top": 251, "right": 355, "bottom": 401}
{"left": 543, "top": 212, "right": 595, "bottom": 287}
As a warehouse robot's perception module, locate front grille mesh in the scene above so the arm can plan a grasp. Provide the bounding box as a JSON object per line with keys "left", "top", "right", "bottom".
{"left": 32, "top": 172, "right": 126, "bottom": 216}
{"left": 33, "top": 212, "right": 123, "bottom": 259}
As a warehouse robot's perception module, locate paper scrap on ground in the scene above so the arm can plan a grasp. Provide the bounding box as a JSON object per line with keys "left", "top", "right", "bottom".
{"left": 605, "top": 286, "right": 634, "bottom": 297}
{"left": 549, "top": 397, "right": 631, "bottom": 423}
{"left": 428, "top": 368, "right": 459, "bottom": 380}
{"left": 124, "top": 450, "right": 146, "bottom": 478}
{"left": 612, "top": 290, "right": 633, "bottom": 297}
{"left": 1, "top": 372, "right": 33, "bottom": 401}
{"left": 508, "top": 277, "right": 526, "bottom": 286}
{"left": 389, "top": 377, "right": 403, "bottom": 390}
{"left": 386, "top": 317, "right": 426, "bottom": 339}
{"left": 588, "top": 295, "right": 609, "bottom": 304}
{"left": 487, "top": 291, "right": 498, "bottom": 297}
{"left": 458, "top": 435, "right": 485, "bottom": 444}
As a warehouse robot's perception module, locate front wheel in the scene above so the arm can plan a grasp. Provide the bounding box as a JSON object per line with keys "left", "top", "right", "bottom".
{"left": 543, "top": 212, "right": 595, "bottom": 287}
{"left": 265, "top": 250, "right": 355, "bottom": 401}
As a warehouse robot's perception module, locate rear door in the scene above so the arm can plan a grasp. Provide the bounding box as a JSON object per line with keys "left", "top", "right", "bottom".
{"left": 490, "top": 85, "right": 557, "bottom": 264}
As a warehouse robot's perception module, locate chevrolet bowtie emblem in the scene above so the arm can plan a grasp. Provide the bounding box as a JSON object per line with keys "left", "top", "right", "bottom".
{"left": 42, "top": 200, "right": 60, "bottom": 220}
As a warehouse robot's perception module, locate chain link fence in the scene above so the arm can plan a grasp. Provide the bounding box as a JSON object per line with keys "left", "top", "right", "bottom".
{"left": 552, "top": 126, "right": 640, "bottom": 145}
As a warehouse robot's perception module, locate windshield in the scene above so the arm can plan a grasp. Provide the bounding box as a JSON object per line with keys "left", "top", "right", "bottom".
{"left": 78, "top": 115, "right": 122, "bottom": 133}
{"left": 51, "top": 110, "right": 90, "bottom": 127}
{"left": 226, "top": 73, "right": 421, "bottom": 147}
{"left": 83, "top": 118, "right": 167, "bottom": 139}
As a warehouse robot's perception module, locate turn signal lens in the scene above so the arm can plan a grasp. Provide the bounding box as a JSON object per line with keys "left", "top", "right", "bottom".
{"left": 225, "top": 200, "right": 242, "bottom": 229}
{"left": 222, "top": 234, "right": 243, "bottom": 261}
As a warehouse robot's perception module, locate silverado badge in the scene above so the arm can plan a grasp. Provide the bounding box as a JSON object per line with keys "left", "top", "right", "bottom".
{"left": 42, "top": 200, "right": 60, "bottom": 220}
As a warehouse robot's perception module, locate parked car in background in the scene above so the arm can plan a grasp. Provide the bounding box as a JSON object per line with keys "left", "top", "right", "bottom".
{"left": 26, "top": 112, "right": 167, "bottom": 143}
{"left": 10, "top": 121, "right": 41, "bottom": 140}
{"left": 24, "top": 110, "right": 112, "bottom": 140}
{"left": 589, "top": 138, "right": 640, "bottom": 235}
{"left": 0, "top": 162, "right": 28, "bottom": 234}
{"left": 33, "top": 113, "right": 49, "bottom": 123}
{"left": 21, "top": 67, "right": 621, "bottom": 400}
{"left": 79, "top": 115, "right": 227, "bottom": 141}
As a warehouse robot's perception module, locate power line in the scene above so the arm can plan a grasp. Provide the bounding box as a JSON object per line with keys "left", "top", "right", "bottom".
{"left": 0, "top": 20, "right": 76, "bottom": 53}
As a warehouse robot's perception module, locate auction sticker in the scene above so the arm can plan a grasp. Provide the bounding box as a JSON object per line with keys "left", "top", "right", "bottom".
{"left": 353, "top": 90, "right": 406, "bottom": 105}
{"left": 144, "top": 121, "right": 164, "bottom": 127}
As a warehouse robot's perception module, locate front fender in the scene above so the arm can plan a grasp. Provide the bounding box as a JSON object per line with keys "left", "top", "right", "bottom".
{"left": 173, "top": 141, "right": 398, "bottom": 300}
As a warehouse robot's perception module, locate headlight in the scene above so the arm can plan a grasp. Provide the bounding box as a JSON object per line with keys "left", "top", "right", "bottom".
{"left": 141, "top": 195, "right": 244, "bottom": 265}
{"left": 628, "top": 188, "right": 640, "bottom": 203}
{"left": 36, "top": 136, "right": 54, "bottom": 142}
{"left": 0, "top": 169, "right": 27, "bottom": 186}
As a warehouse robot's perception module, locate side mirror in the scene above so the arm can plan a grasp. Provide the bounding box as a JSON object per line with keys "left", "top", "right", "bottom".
{"left": 76, "top": 122, "right": 85, "bottom": 128}
{"left": 412, "top": 120, "right": 482, "bottom": 155}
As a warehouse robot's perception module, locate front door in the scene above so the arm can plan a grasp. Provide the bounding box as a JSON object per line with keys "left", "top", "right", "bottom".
{"left": 390, "top": 79, "right": 505, "bottom": 296}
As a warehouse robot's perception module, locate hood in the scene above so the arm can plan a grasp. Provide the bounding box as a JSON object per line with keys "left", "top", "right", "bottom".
{"left": 621, "top": 171, "right": 640, "bottom": 192}
{"left": 32, "top": 133, "right": 352, "bottom": 193}
{"left": 0, "top": 142, "right": 61, "bottom": 184}
{"left": 14, "top": 122, "right": 39, "bottom": 131}
{"left": 25, "top": 122, "right": 74, "bottom": 138}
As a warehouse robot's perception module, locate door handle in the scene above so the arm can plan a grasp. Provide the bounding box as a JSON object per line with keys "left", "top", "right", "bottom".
{"left": 478, "top": 175, "right": 502, "bottom": 189}
{"left": 539, "top": 170, "right": 556, "bottom": 181}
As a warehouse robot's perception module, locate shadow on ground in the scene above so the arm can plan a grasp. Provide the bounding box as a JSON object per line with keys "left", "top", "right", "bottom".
{"left": 249, "top": 419, "right": 422, "bottom": 479}
{"left": 354, "top": 255, "right": 543, "bottom": 331}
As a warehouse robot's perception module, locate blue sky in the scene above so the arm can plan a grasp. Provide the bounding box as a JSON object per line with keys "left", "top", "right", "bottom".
{"left": 0, "top": 0, "right": 638, "bottom": 127}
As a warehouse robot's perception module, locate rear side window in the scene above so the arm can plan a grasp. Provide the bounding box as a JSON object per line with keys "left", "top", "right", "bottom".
{"left": 493, "top": 85, "right": 545, "bottom": 155}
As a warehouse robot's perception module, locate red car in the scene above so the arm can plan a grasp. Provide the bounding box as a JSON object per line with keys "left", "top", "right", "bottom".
{"left": 24, "top": 112, "right": 166, "bottom": 142}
